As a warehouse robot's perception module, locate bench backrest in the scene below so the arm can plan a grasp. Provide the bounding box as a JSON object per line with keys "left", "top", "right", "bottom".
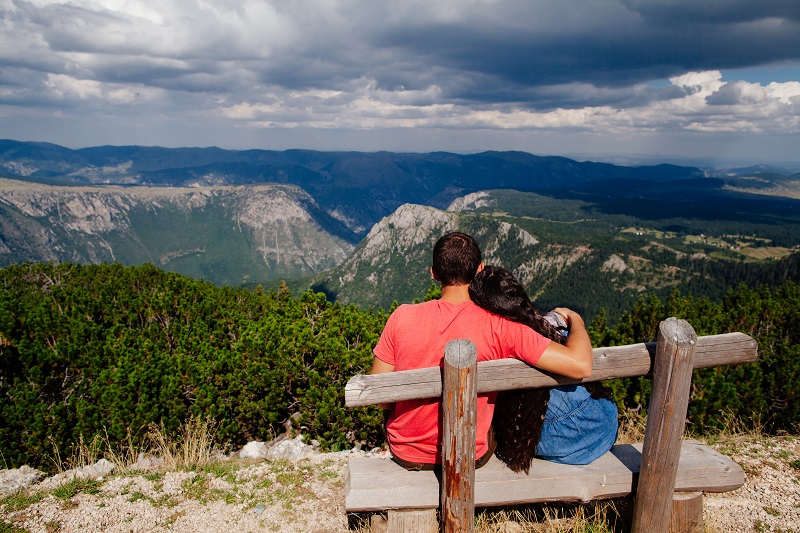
{"left": 345, "top": 331, "right": 757, "bottom": 407}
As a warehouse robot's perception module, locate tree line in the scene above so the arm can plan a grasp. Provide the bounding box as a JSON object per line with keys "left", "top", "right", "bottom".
{"left": 1, "top": 262, "right": 797, "bottom": 470}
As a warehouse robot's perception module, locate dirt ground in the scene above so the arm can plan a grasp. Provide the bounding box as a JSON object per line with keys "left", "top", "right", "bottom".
{"left": 2, "top": 436, "right": 799, "bottom": 533}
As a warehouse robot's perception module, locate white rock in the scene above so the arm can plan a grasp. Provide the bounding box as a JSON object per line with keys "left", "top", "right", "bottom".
{"left": 266, "top": 435, "right": 315, "bottom": 461}
{"left": 0, "top": 465, "right": 46, "bottom": 494}
{"left": 36, "top": 459, "right": 116, "bottom": 491}
{"left": 239, "top": 441, "right": 269, "bottom": 459}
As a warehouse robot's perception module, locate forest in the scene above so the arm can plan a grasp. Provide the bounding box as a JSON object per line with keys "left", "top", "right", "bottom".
{"left": 1, "top": 261, "right": 798, "bottom": 470}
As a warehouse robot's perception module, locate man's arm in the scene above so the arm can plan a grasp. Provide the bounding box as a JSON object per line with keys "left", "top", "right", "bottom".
{"left": 370, "top": 356, "right": 394, "bottom": 375}
{"left": 370, "top": 357, "right": 395, "bottom": 410}
{"left": 535, "top": 307, "right": 593, "bottom": 379}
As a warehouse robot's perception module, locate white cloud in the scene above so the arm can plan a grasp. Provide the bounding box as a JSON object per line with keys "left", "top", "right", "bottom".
{"left": 767, "top": 81, "right": 800, "bottom": 104}
{"left": 42, "top": 73, "right": 164, "bottom": 105}
{"left": 0, "top": 1, "right": 799, "bottom": 159}
{"left": 214, "top": 72, "right": 799, "bottom": 137}
{"left": 670, "top": 71, "right": 726, "bottom": 95}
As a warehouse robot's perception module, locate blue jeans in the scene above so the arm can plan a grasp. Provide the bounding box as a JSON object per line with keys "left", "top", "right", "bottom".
{"left": 536, "top": 385, "right": 619, "bottom": 465}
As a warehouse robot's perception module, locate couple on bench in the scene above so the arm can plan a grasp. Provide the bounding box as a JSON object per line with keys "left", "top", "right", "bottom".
{"left": 370, "top": 232, "right": 618, "bottom": 473}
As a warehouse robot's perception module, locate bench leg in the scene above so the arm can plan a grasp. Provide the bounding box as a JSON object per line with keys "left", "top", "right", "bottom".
{"left": 669, "top": 492, "right": 703, "bottom": 533}
{"left": 377, "top": 509, "right": 437, "bottom": 533}
{"left": 370, "top": 513, "right": 388, "bottom": 533}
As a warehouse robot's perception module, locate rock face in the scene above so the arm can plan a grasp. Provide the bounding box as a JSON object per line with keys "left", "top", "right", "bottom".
{"left": 314, "top": 203, "right": 545, "bottom": 309}
{"left": 0, "top": 179, "right": 353, "bottom": 286}
{"left": 314, "top": 204, "right": 457, "bottom": 307}
{"left": 345, "top": 204, "right": 458, "bottom": 276}
{"left": 603, "top": 254, "right": 629, "bottom": 274}
{"left": 446, "top": 191, "right": 495, "bottom": 212}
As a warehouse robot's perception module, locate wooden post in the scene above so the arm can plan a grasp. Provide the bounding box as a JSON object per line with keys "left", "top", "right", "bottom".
{"left": 669, "top": 492, "right": 704, "bottom": 533}
{"left": 441, "top": 339, "right": 478, "bottom": 533}
{"left": 385, "top": 510, "right": 438, "bottom": 533}
{"left": 631, "top": 318, "right": 698, "bottom": 533}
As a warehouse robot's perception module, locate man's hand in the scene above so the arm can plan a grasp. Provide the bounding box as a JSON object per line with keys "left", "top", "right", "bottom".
{"left": 536, "top": 307, "right": 593, "bottom": 379}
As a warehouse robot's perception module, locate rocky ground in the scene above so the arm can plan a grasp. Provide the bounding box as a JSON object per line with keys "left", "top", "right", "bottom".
{"left": 704, "top": 435, "right": 800, "bottom": 532}
{"left": 1, "top": 435, "right": 798, "bottom": 533}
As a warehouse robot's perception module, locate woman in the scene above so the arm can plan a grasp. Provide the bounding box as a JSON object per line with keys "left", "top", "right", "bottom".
{"left": 469, "top": 265, "right": 618, "bottom": 473}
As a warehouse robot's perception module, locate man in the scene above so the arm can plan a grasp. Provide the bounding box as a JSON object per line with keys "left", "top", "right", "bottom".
{"left": 370, "top": 232, "right": 593, "bottom": 468}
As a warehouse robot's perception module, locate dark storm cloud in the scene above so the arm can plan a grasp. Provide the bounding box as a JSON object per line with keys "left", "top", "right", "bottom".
{"left": 621, "top": 0, "right": 800, "bottom": 24}
{"left": 0, "top": 0, "right": 798, "bottom": 161}
{"left": 368, "top": 0, "right": 800, "bottom": 104}
{"left": 5, "top": 0, "right": 798, "bottom": 107}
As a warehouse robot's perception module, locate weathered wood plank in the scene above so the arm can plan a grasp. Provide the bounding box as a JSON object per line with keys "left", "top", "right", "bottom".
{"left": 632, "top": 318, "right": 697, "bottom": 533}
{"left": 344, "top": 441, "right": 744, "bottom": 512}
{"left": 345, "top": 332, "right": 757, "bottom": 407}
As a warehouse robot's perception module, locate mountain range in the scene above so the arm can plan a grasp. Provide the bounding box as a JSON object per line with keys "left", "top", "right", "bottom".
{"left": 0, "top": 139, "right": 717, "bottom": 238}
{"left": 2, "top": 140, "right": 799, "bottom": 317}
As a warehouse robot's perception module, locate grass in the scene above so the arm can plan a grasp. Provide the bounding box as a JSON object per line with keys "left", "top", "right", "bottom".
{"left": 146, "top": 416, "right": 221, "bottom": 471}
{"left": 194, "top": 459, "right": 238, "bottom": 482}
{"left": 475, "top": 501, "right": 625, "bottom": 533}
{"left": 0, "top": 519, "right": 30, "bottom": 533}
{"left": 47, "top": 434, "right": 103, "bottom": 474}
{"left": 46, "top": 427, "right": 144, "bottom": 477}
{"left": 0, "top": 491, "right": 43, "bottom": 514}
{"left": 692, "top": 408, "right": 767, "bottom": 455}
{"left": 51, "top": 478, "right": 101, "bottom": 500}
{"left": 128, "top": 491, "right": 146, "bottom": 503}
{"left": 615, "top": 409, "right": 647, "bottom": 444}
{"left": 354, "top": 501, "right": 627, "bottom": 533}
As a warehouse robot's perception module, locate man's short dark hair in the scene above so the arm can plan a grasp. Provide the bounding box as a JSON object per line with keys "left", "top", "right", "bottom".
{"left": 432, "top": 232, "right": 482, "bottom": 286}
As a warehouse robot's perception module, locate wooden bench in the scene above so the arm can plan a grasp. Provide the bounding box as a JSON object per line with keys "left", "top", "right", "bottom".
{"left": 344, "top": 318, "right": 758, "bottom": 533}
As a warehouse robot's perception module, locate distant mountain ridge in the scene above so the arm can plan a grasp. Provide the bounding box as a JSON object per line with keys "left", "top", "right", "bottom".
{"left": 0, "top": 140, "right": 709, "bottom": 238}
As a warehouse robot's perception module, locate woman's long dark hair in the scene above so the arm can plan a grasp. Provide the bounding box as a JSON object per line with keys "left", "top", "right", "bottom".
{"left": 469, "top": 265, "right": 565, "bottom": 474}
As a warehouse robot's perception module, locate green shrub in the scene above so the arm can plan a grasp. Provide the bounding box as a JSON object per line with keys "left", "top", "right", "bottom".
{"left": 0, "top": 262, "right": 385, "bottom": 469}
{"left": 2, "top": 262, "right": 798, "bottom": 470}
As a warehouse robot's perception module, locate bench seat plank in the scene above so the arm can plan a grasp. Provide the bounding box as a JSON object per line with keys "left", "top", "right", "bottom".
{"left": 344, "top": 441, "right": 744, "bottom": 512}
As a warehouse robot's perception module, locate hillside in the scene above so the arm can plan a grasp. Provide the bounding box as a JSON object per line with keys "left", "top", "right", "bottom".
{"left": 2, "top": 177, "right": 799, "bottom": 319}
{"left": 313, "top": 189, "right": 800, "bottom": 319}
{"left": 0, "top": 179, "right": 352, "bottom": 286}
{"left": 312, "top": 202, "right": 574, "bottom": 310}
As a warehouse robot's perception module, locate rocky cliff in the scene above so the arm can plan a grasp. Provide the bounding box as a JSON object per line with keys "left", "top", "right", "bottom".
{"left": 0, "top": 179, "right": 353, "bottom": 286}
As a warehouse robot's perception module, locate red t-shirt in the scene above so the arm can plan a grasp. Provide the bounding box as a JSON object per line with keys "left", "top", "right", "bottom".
{"left": 373, "top": 299, "right": 550, "bottom": 464}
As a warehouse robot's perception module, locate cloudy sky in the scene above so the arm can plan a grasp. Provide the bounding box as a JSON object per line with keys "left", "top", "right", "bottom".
{"left": 1, "top": 0, "right": 799, "bottom": 166}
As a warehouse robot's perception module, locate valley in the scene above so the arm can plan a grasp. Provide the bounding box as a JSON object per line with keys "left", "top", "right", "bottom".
{"left": 1, "top": 141, "right": 799, "bottom": 322}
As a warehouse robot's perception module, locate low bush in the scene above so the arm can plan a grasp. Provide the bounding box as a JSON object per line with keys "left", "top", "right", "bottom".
{"left": 1, "top": 262, "right": 798, "bottom": 469}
